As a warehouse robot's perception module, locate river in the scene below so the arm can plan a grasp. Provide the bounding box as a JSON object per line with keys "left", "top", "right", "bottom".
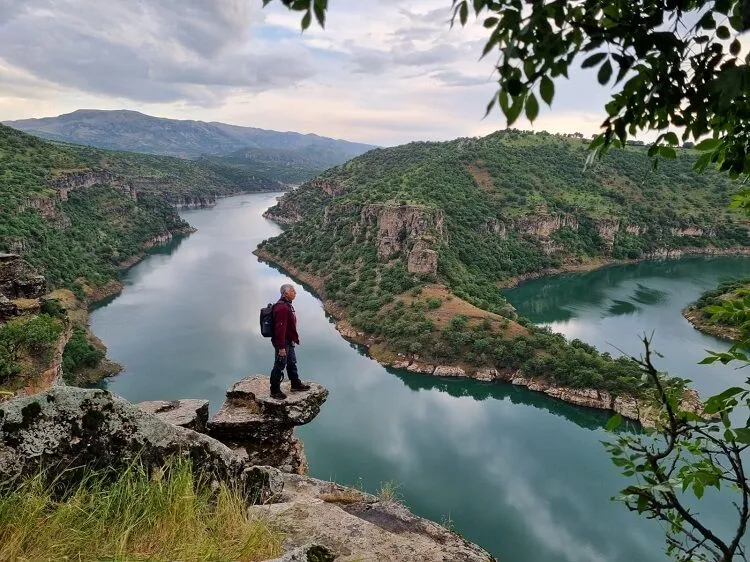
{"left": 91, "top": 192, "right": 750, "bottom": 562}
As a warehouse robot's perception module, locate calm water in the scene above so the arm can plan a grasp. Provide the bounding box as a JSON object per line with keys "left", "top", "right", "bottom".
{"left": 91, "top": 193, "right": 750, "bottom": 562}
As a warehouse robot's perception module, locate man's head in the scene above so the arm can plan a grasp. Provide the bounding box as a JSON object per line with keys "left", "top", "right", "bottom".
{"left": 280, "top": 283, "right": 297, "bottom": 301}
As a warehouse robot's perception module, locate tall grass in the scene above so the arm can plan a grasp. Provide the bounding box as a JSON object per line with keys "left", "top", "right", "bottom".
{"left": 0, "top": 458, "right": 284, "bottom": 561}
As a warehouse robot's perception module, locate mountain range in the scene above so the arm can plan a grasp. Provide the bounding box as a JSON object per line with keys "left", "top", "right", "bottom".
{"left": 4, "top": 109, "right": 376, "bottom": 184}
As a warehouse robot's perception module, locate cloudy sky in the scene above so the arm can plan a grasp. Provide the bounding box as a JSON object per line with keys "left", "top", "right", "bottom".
{"left": 0, "top": 1, "right": 651, "bottom": 145}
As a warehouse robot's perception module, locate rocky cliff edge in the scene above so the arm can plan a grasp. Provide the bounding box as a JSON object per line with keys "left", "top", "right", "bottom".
{"left": 0, "top": 381, "right": 493, "bottom": 561}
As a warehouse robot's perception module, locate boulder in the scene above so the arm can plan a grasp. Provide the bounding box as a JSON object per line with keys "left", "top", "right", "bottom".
{"left": 208, "top": 376, "right": 328, "bottom": 475}
{"left": 0, "top": 386, "right": 281, "bottom": 503}
{"left": 137, "top": 399, "right": 209, "bottom": 433}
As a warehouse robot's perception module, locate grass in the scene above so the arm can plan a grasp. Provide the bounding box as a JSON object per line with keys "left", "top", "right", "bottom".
{"left": 377, "top": 480, "right": 401, "bottom": 504}
{"left": 0, "top": 458, "right": 284, "bottom": 561}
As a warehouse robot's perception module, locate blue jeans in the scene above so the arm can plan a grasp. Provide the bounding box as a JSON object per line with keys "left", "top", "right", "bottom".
{"left": 270, "top": 343, "right": 300, "bottom": 390}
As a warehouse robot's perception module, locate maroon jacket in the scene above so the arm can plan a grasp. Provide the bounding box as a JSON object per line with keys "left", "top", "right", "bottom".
{"left": 272, "top": 298, "right": 299, "bottom": 349}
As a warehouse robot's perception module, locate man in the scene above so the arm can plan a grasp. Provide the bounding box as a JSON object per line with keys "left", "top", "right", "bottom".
{"left": 270, "top": 283, "right": 311, "bottom": 399}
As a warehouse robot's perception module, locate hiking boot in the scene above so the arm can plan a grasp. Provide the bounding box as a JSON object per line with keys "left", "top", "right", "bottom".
{"left": 270, "top": 389, "right": 287, "bottom": 400}
{"left": 290, "top": 381, "right": 311, "bottom": 391}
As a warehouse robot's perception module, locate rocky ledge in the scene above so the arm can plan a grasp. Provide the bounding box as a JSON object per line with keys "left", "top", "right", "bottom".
{"left": 0, "top": 384, "right": 492, "bottom": 561}
{"left": 207, "top": 376, "right": 328, "bottom": 474}
{"left": 139, "top": 376, "right": 328, "bottom": 475}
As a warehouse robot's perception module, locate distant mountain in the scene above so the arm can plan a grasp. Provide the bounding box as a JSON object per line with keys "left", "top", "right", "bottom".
{"left": 4, "top": 110, "right": 376, "bottom": 178}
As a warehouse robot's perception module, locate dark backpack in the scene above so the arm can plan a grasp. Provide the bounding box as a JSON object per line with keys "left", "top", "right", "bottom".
{"left": 260, "top": 302, "right": 276, "bottom": 337}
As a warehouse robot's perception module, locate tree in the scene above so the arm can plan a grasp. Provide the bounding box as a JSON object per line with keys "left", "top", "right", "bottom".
{"left": 266, "top": 0, "right": 749, "bottom": 181}
{"left": 265, "top": 1, "right": 750, "bottom": 558}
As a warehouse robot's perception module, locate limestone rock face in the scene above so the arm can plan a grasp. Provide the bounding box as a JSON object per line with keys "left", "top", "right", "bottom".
{"left": 208, "top": 376, "right": 328, "bottom": 475}
{"left": 407, "top": 240, "right": 439, "bottom": 275}
{"left": 0, "top": 386, "right": 280, "bottom": 503}
{"left": 170, "top": 195, "right": 217, "bottom": 209}
{"left": 514, "top": 214, "right": 579, "bottom": 237}
{"left": 137, "top": 399, "right": 209, "bottom": 433}
{"left": 51, "top": 170, "right": 137, "bottom": 201}
{"left": 433, "top": 365, "right": 467, "bottom": 378}
{"left": 359, "top": 204, "right": 444, "bottom": 260}
{"left": 595, "top": 219, "right": 620, "bottom": 252}
{"left": 0, "top": 254, "right": 47, "bottom": 300}
{"left": 474, "top": 368, "right": 499, "bottom": 381}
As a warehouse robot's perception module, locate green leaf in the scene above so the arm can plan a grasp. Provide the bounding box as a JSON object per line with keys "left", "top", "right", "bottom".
{"left": 606, "top": 414, "right": 623, "bottom": 431}
{"left": 540, "top": 76, "right": 555, "bottom": 106}
{"left": 717, "top": 25, "right": 731, "bottom": 39}
{"left": 730, "top": 39, "right": 741, "bottom": 56}
{"left": 664, "top": 132, "right": 678, "bottom": 145}
{"left": 659, "top": 146, "right": 677, "bottom": 159}
{"left": 693, "top": 481, "right": 705, "bottom": 499}
{"left": 525, "top": 93, "right": 539, "bottom": 122}
{"left": 597, "top": 60, "right": 613, "bottom": 85}
{"left": 734, "top": 428, "right": 750, "bottom": 444}
{"left": 581, "top": 53, "right": 607, "bottom": 68}
{"left": 301, "top": 11, "right": 312, "bottom": 30}
{"left": 459, "top": 1, "right": 469, "bottom": 25}
{"left": 505, "top": 96, "right": 524, "bottom": 126}
{"left": 695, "top": 138, "right": 722, "bottom": 151}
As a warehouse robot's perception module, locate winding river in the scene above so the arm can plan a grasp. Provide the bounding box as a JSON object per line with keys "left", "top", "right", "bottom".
{"left": 91, "top": 192, "right": 750, "bottom": 562}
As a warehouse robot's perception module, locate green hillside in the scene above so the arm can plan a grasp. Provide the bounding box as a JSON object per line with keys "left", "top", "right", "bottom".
{"left": 0, "top": 124, "right": 235, "bottom": 287}
{"left": 258, "top": 130, "right": 747, "bottom": 397}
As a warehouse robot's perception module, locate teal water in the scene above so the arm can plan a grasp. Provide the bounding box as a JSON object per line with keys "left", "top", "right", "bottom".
{"left": 91, "top": 193, "right": 750, "bottom": 562}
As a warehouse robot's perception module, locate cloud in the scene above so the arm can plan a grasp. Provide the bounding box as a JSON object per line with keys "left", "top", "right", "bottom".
{"left": 0, "top": 0, "right": 312, "bottom": 105}
{"left": 0, "top": 0, "right": 618, "bottom": 145}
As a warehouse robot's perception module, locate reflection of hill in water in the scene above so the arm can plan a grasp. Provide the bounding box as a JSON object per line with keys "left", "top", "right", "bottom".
{"left": 506, "top": 256, "right": 750, "bottom": 324}
{"left": 385, "top": 364, "right": 643, "bottom": 435}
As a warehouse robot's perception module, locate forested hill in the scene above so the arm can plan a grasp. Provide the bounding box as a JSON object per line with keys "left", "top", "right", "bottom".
{"left": 257, "top": 130, "right": 748, "bottom": 396}
{"left": 5, "top": 109, "right": 376, "bottom": 184}
{"left": 0, "top": 124, "right": 250, "bottom": 288}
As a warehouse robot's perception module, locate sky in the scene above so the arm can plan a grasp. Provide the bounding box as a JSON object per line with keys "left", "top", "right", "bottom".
{"left": 0, "top": 1, "right": 741, "bottom": 146}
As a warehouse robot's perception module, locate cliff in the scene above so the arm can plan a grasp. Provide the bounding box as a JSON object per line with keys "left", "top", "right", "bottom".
{"left": 0, "top": 383, "right": 493, "bottom": 561}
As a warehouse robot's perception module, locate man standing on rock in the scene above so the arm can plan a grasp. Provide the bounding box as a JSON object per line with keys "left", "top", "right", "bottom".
{"left": 270, "top": 283, "right": 311, "bottom": 400}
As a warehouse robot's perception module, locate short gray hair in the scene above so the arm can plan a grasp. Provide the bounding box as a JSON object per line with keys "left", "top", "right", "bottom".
{"left": 280, "top": 283, "right": 294, "bottom": 295}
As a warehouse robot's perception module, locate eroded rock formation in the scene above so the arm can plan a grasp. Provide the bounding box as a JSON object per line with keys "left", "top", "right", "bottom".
{"left": 359, "top": 204, "right": 444, "bottom": 260}
{"left": 0, "top": 254, "right": 46, "bottom": 303}
{"left": 51, "top": 170, "right": 137, "bottom": 201}
{"left": 0, "top": 386, "right": 281, "bottom": 504}
{"left": 207, "top": 376, "right": 328, "bottom": 475}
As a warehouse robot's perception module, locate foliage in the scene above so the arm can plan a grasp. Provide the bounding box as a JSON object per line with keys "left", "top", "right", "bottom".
{"left": 0, "top": 457, "right": 284, "bottom": 561}
{"left": 62, "top": 328, "right": 105, "bottom": 381}
{"left": 0, "top": 314, "right": 64, "bottom": 382}
{"left": 698, "top": 278, "right": 750, "bottom": 330}
{"left": 0, "top": 124, "right": 198, "bottom": 287}
{"left": 605, "top": 338, "right": 750, "bottom": 561}
{"left": 262, "top": 130, "right": 745, "bottom": 326}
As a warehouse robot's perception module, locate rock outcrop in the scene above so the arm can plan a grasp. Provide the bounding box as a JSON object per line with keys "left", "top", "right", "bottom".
{"left": 207, "top": 376, "right": 328, "bottom": 475}
{"left": 0, "top": 254, "right": 46, "bottom": 301}
{"left": 407, "top": 239, "right": 439, "bottom": 275}
{"left": 252, "top": 472, "right": 494, "bottom": 562}
{"left": 0, "top": 385, "right": 493, "bottom": 561}
{"left": 137, "top": 399, "right": 209, "bottom": 433}
{"left": 0, "top": 386, "right": 281, "bottom": 503}
{"left": 170, "top": 195, "right": 217, "bottom": 209}
{"left": 515, "top": 214, "right": 579, "bottom": 237}
{"left": 359, "top": 204, "right": 445, "bottom": 260}
{"left": 51, "top": 170, "right": 138, "bottom": 201}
